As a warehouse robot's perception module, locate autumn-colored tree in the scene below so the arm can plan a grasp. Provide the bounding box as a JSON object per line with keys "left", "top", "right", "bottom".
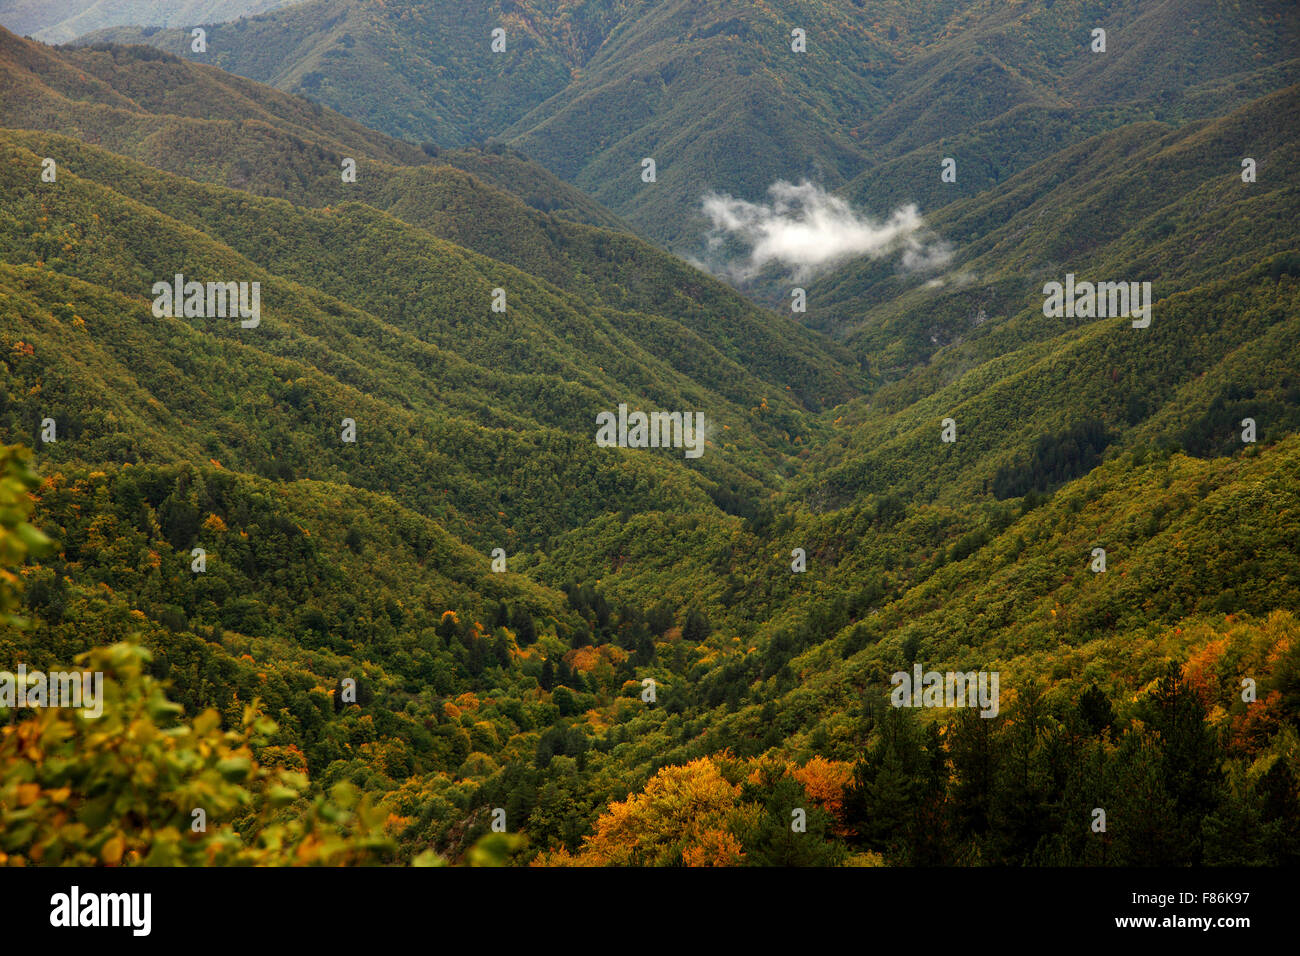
{"left": 790, "top": 755, "right": 854, "bottom": 832}
{"left": 537, "top": 757, "right": 751, "bottom": 866}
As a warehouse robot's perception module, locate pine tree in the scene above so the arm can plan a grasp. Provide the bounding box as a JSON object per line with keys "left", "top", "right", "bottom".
{"left": 742, "top": 776, "right": 842, "bottom": 866}
{"left": 682, "top": 607, "right": 711, "bottom": 643}
{"left": 1077, "top": 684, "right": 1115, "bottom": 737}
{"left": 1139, "top": 663, "right": 1224, "bottom": 861}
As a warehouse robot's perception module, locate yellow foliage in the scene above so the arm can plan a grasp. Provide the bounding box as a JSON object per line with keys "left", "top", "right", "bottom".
{"left": 535, "top": 757, "right": 745, "bottom": 867}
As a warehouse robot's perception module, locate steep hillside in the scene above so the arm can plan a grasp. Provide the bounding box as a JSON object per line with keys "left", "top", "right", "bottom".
{"left": 0, "top": 129, "right": 850, "bottom": 535}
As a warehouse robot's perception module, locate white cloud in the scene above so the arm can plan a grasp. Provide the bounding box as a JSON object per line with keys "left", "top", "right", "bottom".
{"left": 699, "top": 180, "right": 951, "bottom": 282}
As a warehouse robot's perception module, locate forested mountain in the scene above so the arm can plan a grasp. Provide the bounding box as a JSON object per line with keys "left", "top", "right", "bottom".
{"left": 0, "top": 1, "right": 1297, "bottom": 871}
{"left": 807, "top": 84, "right": 1300, "bottom": 344}
{"left": 79, "top": 0, "right": 1299, "bottom": 248}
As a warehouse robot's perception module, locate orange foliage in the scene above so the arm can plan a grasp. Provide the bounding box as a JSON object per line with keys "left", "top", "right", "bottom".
{"left": 1183, "top": 638, "right": 1227, "bottom": 708}
{"left": 566, "top": 643, "right": 627, "bottom": 673}
{"left": 791, "top": 757, "right": 854, "bottom": 833}
{"left": 682, "top": 828, "right": 745, "bottom": 866}
{"left": 1225, "top": 690, "right": 1286, "bottom": 757}
{"left": 568, "top": 645, "right": 601, "bottom": 672}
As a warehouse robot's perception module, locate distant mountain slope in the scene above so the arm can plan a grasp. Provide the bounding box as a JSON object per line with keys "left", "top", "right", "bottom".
{"left": 806, "top": 83, "right": 1300, "bottom": 368}
{"left": 432, "top": 146, "right": 630, "bottom": 233}
{"left": 805, "top": 258, "right": 1300, "bottom": 510}
{"left": 775, "top": 82, "right": 1300, "bottom": 524}
{"left": 80, "top": 0, "right": 1299, "bottom": 250}
{"left": 83, "top": 0, "right": 584, "bottom": 144}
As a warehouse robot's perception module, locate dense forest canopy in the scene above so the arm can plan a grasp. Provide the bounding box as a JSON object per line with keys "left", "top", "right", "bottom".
{"left": 0, "top": 0, "right": 1297, "bottom": 867}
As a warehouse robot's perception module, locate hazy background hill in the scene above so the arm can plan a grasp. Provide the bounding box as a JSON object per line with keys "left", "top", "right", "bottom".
{"left": 0, "top": 0, "right": 297, "bottom": 44}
